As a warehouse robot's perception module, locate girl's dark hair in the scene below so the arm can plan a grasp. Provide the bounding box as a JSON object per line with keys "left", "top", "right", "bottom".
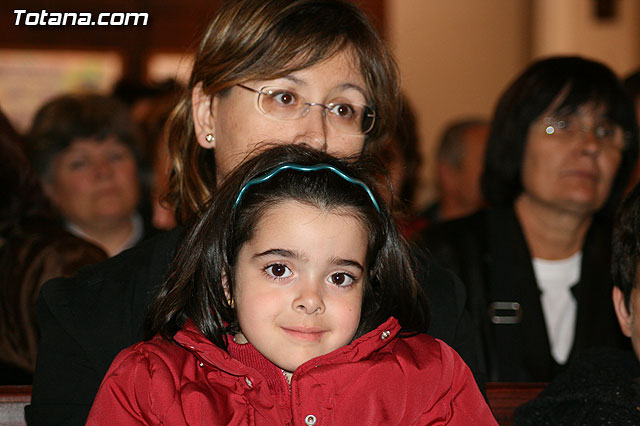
{"left": 482, "top": 56, "right": 639, "bottom": 217}
{"left": 145, "top": 144, "right": 428, "bottom": 348}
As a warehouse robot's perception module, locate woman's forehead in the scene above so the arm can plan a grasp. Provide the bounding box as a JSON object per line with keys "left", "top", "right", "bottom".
{"left": 251, "top": 51, "right": 366, "bottom": 94}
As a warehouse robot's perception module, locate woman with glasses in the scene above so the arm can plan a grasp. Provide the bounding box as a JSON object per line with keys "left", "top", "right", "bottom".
{"left": 416, "top": 56, "right": 639, "bottom": 382}
{"left": 27, "top": 1, "right": 477, "bottom": 425}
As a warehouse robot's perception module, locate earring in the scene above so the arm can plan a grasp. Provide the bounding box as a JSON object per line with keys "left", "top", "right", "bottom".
{"left": 227, "top": 296, "right": 235, "bottom": 308}
{"left": 205, "top": 134, "right": 215, "bottom": 143}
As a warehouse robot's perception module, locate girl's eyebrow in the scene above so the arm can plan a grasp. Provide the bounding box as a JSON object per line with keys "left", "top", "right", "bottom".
{"left": 253, "top": 249, "right": 364, "bottom": 272}
{"left": 253, "top": 248, "right": 300, "bottom": 260}
{"left": 332, "top": 258, "right": 364, "bottom": 272}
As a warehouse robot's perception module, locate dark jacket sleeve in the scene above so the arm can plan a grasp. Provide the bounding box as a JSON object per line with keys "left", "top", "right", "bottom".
{"left": 25, "top": 228, "right": 181, "bottom": 426}
{"left": 415, "top": 247, "right": 484, "bottom": 392}
{"left": 0, "top": 225, "right": 106, "bottom": 378}
{"left": 26, "top": 285, "right": 100, "bottom": 425}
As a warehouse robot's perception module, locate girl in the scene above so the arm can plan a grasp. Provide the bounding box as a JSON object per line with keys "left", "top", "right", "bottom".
{"left": 87, "top": 145, "right": 497, "bottom": 425}
{"left": 28, "top": 2, "right": 475, "bottom": 423}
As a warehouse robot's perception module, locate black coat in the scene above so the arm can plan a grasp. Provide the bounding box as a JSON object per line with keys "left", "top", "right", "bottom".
{"left": 514, "top": 348, "right": 640, "bottom": 425}
{"left": 417, "top": 207, "right": 625, "bottom": 382}
{"left": 26, "top": 228, "right": 478, "bottom": 426}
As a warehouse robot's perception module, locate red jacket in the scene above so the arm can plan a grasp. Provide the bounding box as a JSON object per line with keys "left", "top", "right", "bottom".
{"left": 87, "top": 317, "right": 497, "bottom": 425}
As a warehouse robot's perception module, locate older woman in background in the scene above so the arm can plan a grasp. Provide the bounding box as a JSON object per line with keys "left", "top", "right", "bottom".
{"left": 26, "top": 94, "right": 147, "bottom": 257}
{"left": 0, "top": 109, "right": 105, "bottom": 383}
{"left": 417, "top": 56, "right": 639, "bottom": 382}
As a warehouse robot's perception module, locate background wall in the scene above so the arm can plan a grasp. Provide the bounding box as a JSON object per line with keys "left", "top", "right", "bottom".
{"left": 388, "top": 0, "right": 640, "bottom": 208}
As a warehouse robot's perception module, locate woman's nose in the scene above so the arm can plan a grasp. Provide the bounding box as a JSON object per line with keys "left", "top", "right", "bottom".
{"left": 292, "top": 106, "right": 328, "bottom": 151}
{"left": 94, "top": 158, "right": 115, "bottom": 178}
{"left": 577, "top": 128, "right": 602, "bottom": 157}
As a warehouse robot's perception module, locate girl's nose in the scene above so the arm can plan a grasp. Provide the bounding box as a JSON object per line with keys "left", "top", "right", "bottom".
{"left": 293, "top": 281, "right": 325, "bottom": 315}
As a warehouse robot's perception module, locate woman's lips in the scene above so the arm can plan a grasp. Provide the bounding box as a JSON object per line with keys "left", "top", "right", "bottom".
{"left": 281, "top": 326, "right": 326, "bottom": 342}
{"left": 94, "top": 186, "right": 122, "bottom": 197}
{"left": 562, "top": 169, "right": 599, "bottom": 182}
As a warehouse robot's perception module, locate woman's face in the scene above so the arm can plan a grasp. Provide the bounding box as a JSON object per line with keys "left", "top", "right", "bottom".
{"left": 232, "top": 200, "right": 366, "bottom": 380}
{"left": 193, "top": 51, "right": 369, "bottom": 182}
{"left": 44, "top": 136, "right": 140, "bottom": 229}
{"left": 518, "top": 104, "right": 623, "bottom": 216}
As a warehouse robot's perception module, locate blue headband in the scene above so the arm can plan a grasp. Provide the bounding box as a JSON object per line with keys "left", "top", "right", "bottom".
{"left": 233, "top": 163, "right": 381, "bottom": 213}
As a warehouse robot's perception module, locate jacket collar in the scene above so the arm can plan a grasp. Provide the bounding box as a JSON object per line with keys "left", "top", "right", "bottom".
{"left": 173, "top": 316, "right": 402, "bottom": 378}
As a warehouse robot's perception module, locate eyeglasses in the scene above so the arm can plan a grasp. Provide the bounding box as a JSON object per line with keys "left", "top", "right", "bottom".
{"left": 236, "top": 84, "right": 376, "bottom": 135}
{"left": 542, "top": 116, "right": 626, "bottom": 151}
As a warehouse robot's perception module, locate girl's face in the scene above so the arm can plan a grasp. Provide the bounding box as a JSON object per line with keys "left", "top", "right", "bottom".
{"left": 193, "top": 51, "right": 369, "bottom": 182}
{"left": 232, "top": 200, "right": 367, "bottom": 380}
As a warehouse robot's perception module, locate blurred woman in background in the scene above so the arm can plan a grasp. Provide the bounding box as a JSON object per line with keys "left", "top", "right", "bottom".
{"left": 26, "top": 94, "right": 150, "bottom": 257}
{"left": 0, "top": 109, "right": 105, "bottom": 383}
{"left": 417, "top": 56, "right": 639, "bottom": 382}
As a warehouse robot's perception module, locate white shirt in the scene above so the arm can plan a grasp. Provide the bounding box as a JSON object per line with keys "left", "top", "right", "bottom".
{"left": 532, "top": 251, "right": 582, "bottom": 365}
{"left": 66, "top": 212, "right": 144, "bottom": 256}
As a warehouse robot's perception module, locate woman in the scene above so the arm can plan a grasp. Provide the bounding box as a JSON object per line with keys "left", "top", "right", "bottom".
{"left": 417, "top": 56, "right": 639, "bottom": 382}
{"left": 0, "top": 109, "right": 106, "bottom": 383}
{"left": 27, "top": 1, "right": 476, "bottom": 425}
{"left": 26, "top": 94, "right": 147, "bottom": 257}
{"left": 514, "top": 182, "right": 640, "bottom": 425}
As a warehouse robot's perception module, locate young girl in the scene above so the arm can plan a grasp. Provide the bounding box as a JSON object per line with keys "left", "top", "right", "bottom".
{"left": 86, "top": 145, "right": 497, "bottom": 425}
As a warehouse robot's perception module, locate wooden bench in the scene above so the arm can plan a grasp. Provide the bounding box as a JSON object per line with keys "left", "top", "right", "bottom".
{"left": 0, "top": 386, "right": 31, "bottom": 426}
{"left": 486, "top": 382, "right": 546, "bottom": 426}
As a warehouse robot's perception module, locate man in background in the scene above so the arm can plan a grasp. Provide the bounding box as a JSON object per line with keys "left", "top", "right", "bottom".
{"left": 422, "top": 118, "right": 489, "bottom": 222}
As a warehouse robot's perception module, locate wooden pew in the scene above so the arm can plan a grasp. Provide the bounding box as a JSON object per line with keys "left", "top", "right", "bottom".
{"left": 0, "top": 386, "right": 31, "bottom": 426}
{"left": 486, "top": 382, "right": 546, "bottom": 426}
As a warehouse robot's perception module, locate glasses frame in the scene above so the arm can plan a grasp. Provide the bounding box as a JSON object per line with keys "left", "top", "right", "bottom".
{"left": 236, "top": 84, "right": 376, "bottom": 136}
{"left": 541, "top": 115, "right": 628, "bottom": 151}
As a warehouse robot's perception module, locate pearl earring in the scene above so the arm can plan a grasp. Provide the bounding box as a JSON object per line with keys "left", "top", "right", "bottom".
{"left": 205, "top": 134, "right": 215, "bottom": 143}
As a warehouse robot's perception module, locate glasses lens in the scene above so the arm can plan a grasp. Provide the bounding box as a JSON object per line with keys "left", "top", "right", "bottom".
{"left": 257, "top": 87, "right": 375, "bottom": 135}
{"left": 593, "top": 122, "right": 616, "bottom": 140}
{"left": 326, "top": 103, "right": 375, "bottom": 135}
{"left": 258, "top": 88, "right": 303, "bottom": 120}
{"left": 544, "top": 116, "right": 625, "bottom": 150}
{"left": 596, "top": 122, "right": 625, "bottom": 149}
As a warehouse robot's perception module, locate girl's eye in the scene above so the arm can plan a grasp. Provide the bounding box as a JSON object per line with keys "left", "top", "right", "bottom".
{"left": 271, "top": 91, "right": 296, "bottom": 106}
{"left": 328, "top": 272, "right": 354, "bottom": 287}
{"left": 265, "top": 263, "right": 292, "bottom": 279}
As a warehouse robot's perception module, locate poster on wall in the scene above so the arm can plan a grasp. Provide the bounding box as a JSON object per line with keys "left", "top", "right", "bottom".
{"left": 146, "top": 52, "right": 193, "bottom": 85}
{"left": 0, "top": 49, "right": 123, "bottom": 132}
